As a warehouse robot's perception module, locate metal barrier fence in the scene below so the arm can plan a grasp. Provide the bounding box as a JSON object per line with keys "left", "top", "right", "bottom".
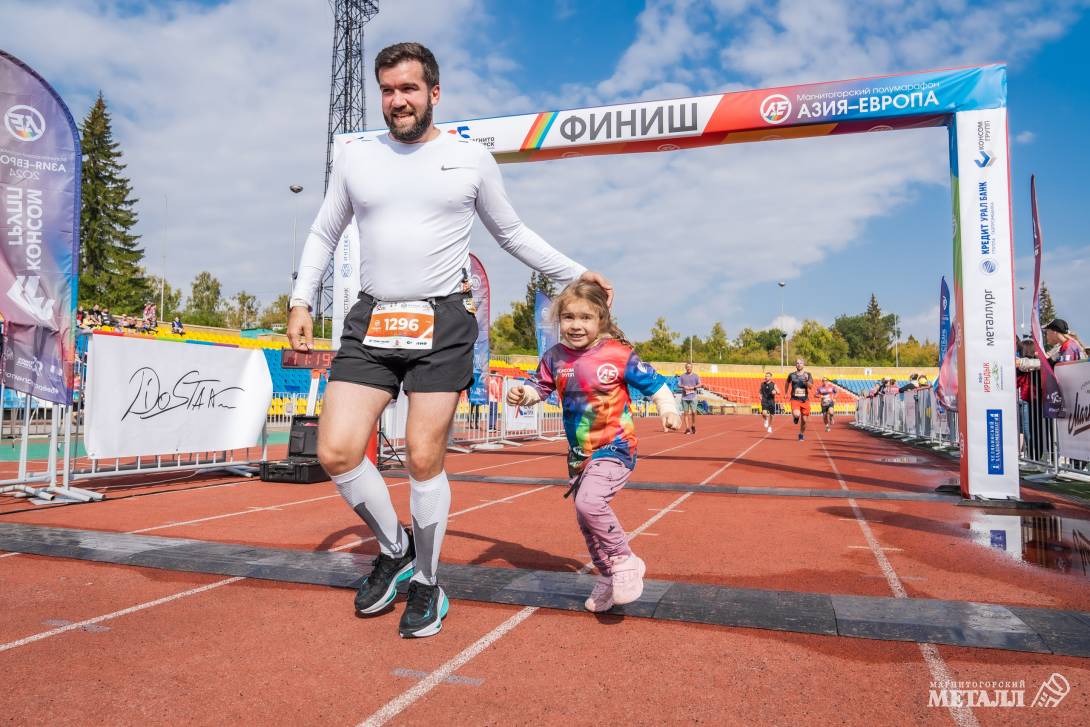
{"left": 853, "top": 375, "right": 1089, "bottom": 481}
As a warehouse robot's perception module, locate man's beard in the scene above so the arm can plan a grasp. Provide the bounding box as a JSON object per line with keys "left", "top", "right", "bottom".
{"left": 386, "top": 100, "right": 433, "bottom": 142}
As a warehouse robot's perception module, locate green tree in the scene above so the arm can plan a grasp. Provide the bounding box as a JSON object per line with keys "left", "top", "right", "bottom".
{"left": 858, "top": 294, "right": 896, "bottom": 364}
{"left": 1038, "top": 283, "right": 1057, "bottom": 329}
{"left": 832, "top": 314, "right": 866, "bottom": 360}
{"left": 184, "top": 271, "right": 225, "bottom": 327}
{"left": 78, "top": 93, "right": 152, "bottom": 311}
{"left": 679, "top": 334, "right": 706, "bottom": 362}
{"left": 258, "top": 294, "right": 290, "bottom": 331}
{"left": 899, "top": 336, "right": 940, "bottom": 367}
{"left": 706, "top": 322, "right": 729, "bottom": 362}
{"left": 635, "top": 317, "right": 681, "bottom": 361}
{"left": 490, "top": 312, "right": 534, "bottom": 355}
{"left": 226, "top": 291, "right": 259, "bottom": 329}
{"left": 790, "top": 320, "right": 849, "bottom": 365}
{"left": 147, "top": 275, "right": 183, "bottom": 320}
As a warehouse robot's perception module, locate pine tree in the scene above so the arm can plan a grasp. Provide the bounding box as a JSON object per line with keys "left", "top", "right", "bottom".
{"left": 1038, "top": 283, "right": 1057, "bottom": 329}
{"left": 79, "top": 93, "right": 151, "bottom": 312}
{"left": 860, "top": 294, "right": 895, "bottom": 364}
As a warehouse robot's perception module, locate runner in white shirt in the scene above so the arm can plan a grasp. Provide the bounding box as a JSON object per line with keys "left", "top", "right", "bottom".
{"left": 287, "top": 43, "right": 612, "bottom": 639}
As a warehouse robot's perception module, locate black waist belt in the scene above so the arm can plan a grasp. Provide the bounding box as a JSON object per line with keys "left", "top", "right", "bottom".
{"left": 358, "top": 291, "right": 468, "bottom": 306}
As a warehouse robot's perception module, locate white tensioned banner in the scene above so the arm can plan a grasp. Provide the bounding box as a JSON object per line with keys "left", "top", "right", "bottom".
{"left": 332, "top": 64, "right": 1015, "bottom": 498}
{"left": 950, "top": 108, "right": 1019, "bottom": 499}
{"left": 85, "top": 335, "right": 273, "bottom": 459}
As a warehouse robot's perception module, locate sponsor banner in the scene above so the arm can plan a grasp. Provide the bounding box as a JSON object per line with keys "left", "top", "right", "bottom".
{"left": 535, "top": 290, "right": 559, "bottom": 406}
{"left": 84, "top": 334, "right": 272, "bottom": 459}
{"left": 339, "top": 65, "right": 1005, "bottom": 161}
{"left": 1029, "top": 175, "right": 1064, "bottom": 417}
{"left": 951, "top": 108, "right": 1019, "bottom": 498}
{"left": 502, "top": 377, "right": 538, "bottom": 434}
{"left": 467, "top": 254, "right": 490, "bottom": 406}
{"left": 1056, "top": 361, "right": 1090, "bottom": 462}
{"left": 0, "top": 51, "right": 80, "bottom": 405}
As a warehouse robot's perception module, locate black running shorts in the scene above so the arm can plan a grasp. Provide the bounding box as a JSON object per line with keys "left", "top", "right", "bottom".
{"left": 329, "top": 291, "right": 477, "bottom": 398}
{"left": 761, "top": 400, "right": 775, "bottom": 414}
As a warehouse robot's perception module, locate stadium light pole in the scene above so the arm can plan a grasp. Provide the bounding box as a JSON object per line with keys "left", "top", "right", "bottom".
{"left": 778, "top": 281, "right": 786, "bottom": 368}
{"left": 1018, "top": 285, "right": 1026, "bottom": 333}
{"left": 289, "top": 185, "right": 304, "bottom": 301}
{"left": 894, "top": 314, "right": 901, "bottom": 368}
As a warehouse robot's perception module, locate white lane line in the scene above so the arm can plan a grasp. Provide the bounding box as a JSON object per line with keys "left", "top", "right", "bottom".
{"left": 0, "top": 577, "right": 245, "bottom": 653}
{"left": 817, "top": 435, "right": 978, "bottom": 727}
{"left": 358, "top": 490, "right": 692, "bottom": 727}
{"left": 0, "top": 481, "right": 555, "bottom": 651}
{"left": 356, "top": 429, "right": 764, "bottom": 727}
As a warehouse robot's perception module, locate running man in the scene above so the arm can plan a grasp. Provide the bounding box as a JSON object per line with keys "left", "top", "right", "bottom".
{"left": 678, "top": 362, "right": 701, "bottom": 434}
{"left": 816, "top": 377, "right": 837, "bottom": 432}
{"left": 784, "top": 358, "right": 814, "bottom": 441}
{"left": 759, "top": 371, "right": 778, "bottom": 432}
{"left": 287, "top": 43, "right": 611, "bottom": 638}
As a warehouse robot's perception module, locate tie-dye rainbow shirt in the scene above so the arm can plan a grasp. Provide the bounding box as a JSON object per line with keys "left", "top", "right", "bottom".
{"left": 529, "top": 338, "right": 667, "bottom": 477}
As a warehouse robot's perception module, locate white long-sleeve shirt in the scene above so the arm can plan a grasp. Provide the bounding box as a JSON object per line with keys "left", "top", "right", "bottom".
{"left": 290, "top": 132, "right": 585, "bottom": 307}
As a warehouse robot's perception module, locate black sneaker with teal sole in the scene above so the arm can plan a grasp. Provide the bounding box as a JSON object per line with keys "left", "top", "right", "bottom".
{"left": 398, "top": 582, "right": 449, "bottom": 638}
{"left": 354, "top": 532, "right": 415, "bottom": 616}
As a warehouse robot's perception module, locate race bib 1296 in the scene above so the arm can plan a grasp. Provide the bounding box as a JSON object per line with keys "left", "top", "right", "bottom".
{"left": 364, "top": 301, "right": 434, "bottom": 350}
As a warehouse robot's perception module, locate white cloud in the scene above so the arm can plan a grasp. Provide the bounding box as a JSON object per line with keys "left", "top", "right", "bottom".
{"left": 1015, "top": 130, "right": 1036, "bottom": 144}
{"left": 768, "top": 315, "right": 802, "bottom": 334}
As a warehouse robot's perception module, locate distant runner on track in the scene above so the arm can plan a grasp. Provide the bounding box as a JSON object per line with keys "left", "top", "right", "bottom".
{"left": 784, "top": 358, "right": 814, "bottom": 442}
{"left": 816, "top": 377, "right": 837, "bottom": 432}
{"left": 759, "top": 371, "right": 778, "bottom": 432}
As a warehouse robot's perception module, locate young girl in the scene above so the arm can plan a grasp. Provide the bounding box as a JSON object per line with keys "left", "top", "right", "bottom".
{"left": 507, "top": 281, "right": 681, "bottom": 612}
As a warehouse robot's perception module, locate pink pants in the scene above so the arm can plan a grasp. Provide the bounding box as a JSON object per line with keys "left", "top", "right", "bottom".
{"left": 572, "top": 458, "right": 633, "bottom": 576}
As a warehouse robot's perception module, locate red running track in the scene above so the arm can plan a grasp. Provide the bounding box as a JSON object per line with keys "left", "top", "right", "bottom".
{"left": 1, "top": 415, "right": 1088, "bottom": 725}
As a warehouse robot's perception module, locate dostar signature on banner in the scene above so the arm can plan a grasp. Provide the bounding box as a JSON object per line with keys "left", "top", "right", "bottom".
{"left": 0, "top": 51, "right": 80, "bottom": 405}
{"left": 84, "top": 335, "right": 273, "bottom": 459}
{"left": 1056, "top": 361, "right": 1090, "bottom": 462}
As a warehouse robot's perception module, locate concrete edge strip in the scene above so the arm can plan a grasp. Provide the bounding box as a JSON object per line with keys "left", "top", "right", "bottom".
{"left": 0, "top": 522, "right": 1086, "bottom": 658}
{"left": 383, "top": 470, "right": 960, "bottom": 503}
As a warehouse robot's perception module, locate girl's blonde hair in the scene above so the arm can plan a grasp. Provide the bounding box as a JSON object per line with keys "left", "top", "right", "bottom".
{"left": 552, "top": 280, "right": 630, "bottom": 346}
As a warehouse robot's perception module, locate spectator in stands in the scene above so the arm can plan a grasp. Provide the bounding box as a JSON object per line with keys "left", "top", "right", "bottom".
{"left": 100, "top": 307, "right": 115, "bottom": 328}
{"left": 143, "top": 301, "right": 158, "bottom": 332}
{"left": 172, "top": 316, "right": 186, "bottom": 336}
{"left": 86, "top": 305, "right": 102, "bottom": 328}
{"left": 899, "top": 373, "right": 919, "bottom": 393}
{"left": 917, "top": 372, "right": 931, "bottom": 388}
{"left": 76, "top": 307, "right": 86, "bottom": 329}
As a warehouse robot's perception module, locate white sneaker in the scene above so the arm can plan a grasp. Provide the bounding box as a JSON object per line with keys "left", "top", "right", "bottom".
{"left": 610, "top": 554, "right": 646, "bottom": 605}
{"left": 584, "top": 575, "right": 613, "bottom": 612}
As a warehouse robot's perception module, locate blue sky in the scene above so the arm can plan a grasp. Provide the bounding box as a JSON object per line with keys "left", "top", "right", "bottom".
{"left": 2, "top": 0, "right": 1087, "bottom": 344}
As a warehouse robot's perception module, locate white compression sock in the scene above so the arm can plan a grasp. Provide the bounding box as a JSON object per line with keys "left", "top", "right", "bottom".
{"left": 330, "top": 458, "right": 407, "bottom": 557}
{"left": 408, "top": 471, "right": 451, "bottom": 586}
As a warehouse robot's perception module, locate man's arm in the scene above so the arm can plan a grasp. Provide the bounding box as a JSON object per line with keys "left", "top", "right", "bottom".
{"left": 289, "top": 155, "right": 354, "bottom": 311}
{"left": 474, "top": 148, "right": 610, "bottom": 296}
